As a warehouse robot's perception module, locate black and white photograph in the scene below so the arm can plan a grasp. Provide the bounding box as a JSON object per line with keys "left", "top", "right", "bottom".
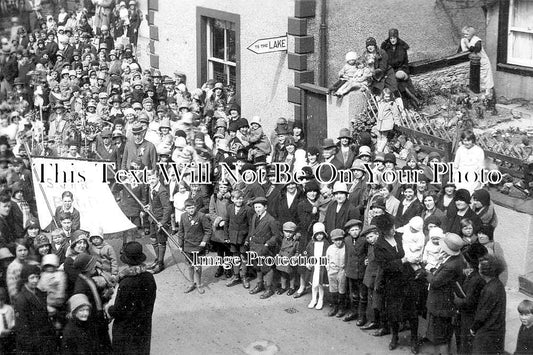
{"left": 0, "top": 0, "right": 531, "bottom": 354}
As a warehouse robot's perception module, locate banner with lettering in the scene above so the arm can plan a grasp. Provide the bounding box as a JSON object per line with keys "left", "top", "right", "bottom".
{"left": 31, "top": 157, "right": 136, "bottom": 234}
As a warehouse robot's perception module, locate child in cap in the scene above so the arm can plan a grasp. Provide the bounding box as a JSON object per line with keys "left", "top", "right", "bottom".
{"left": 38, "top": 254, "right": 67, "bottom": 316}
{"left": 423, "top": 227, "right": 444, "bottom": 272}
{"left": 515, "top": 300, "right": 533, "bottom": 354}
{"left": 361, "top": 225, "right": 382, "bottom": 331}
{"left": 343, "top": 219, "right": 368, "bottom": 324}
{"left": 0, "top": 287, "right": 15, "bottom": 354}
{"left": 89, "top": 228, "right": 118, "bottom": 278}
{"left": 225, "top": 189, "right": 253, "bottom": 288}
{"left": 326, "top": 229, "right": 347, "bottom": 317}
{"left": 275, "top": 221, "right": 300, "bottom": 296}
{"left": 305, "top": 222, "right": 330, "bottom": 310}
{"left": 51, "top": 228, "right": 69, "bottom": 265}
{"left": 62, "top": 294, "right": 100, "bottom": 354}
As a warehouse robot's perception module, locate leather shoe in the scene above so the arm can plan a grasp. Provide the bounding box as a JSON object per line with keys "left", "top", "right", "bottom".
{"left": 389, "top": 335, "right": 399, "bottom": 350}
{"left": 286, "top": 288, "right": 296, "bottom": 296}
{"left": 327, "top": 306, "right": 338, "bottom": 317}
{"left": 214, "top": 267, "right": 224, "bottom": 278}
{"left": 360, "top": 322, "right": 379, "bottom": 330}
{"left": 343, "top": 312, "right": 358, "bottom": 322}
{"left": 260, "top": 288, "right": 274, "bottom": 299}
{"left": 249, "top": 282, "right": 264, "bottom": 295}
{"left": 197, "top": 286, "right": 205, "bottom": 295}
{"left": 184, "top": 284, "right": 196, "bottom": 293}
{"left": 243, "top": 279, "right": 250, "bottom": 289}
{"left": 276, "top": 288, "right": 287, "bottom": 295}
{"left": 372, "top": 328, "right": 391, "bottom": 337}
{"left": 336, "top": 308, "right": 347, "bottom": 318}
{"left": 355, "top": 318, "right": 367, "bottom": 327}
{"left": 293, "top": 291, "right": 305, "bottom": 299}
{"left": 150, "top": 263, "right": 165, "bottom": 274}
{"left": 226, "top": 277, "right": 242, "bottom": 287}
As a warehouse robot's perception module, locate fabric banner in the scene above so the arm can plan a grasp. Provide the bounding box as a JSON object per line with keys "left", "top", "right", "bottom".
{"left": 31, "top": 157, "right": 136, "bottom": 234}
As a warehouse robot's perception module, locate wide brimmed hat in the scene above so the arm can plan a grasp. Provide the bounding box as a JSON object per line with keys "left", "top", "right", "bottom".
{"left": 132, "top": 122, "right": 145, "bottom": 134}
{"left": 68, "top": 294, "right": 92, "bottom": 315}
{"left": 350, "top": 159, "right": 366, "bottom": 172}
{"left": 120, "top": 241, "right": 147, "bottom": 266}
{"left": 439, "top": 233, "right": 464, "bottom": 256}
{"left": 333, "top": 182, "right": 348, "bottom": 194}
{"left": 312, "top": 222, "right": 327, "bottom": 238}
{"left": 41, "top": 254, "right": 59, "bottom": 268}
{"left": 358, "top": 145, "right": 371, "bottom": 157}
{"left": 250, "top": 196, "right": 268, "bottom": 206}
{"left": 321, "top": 138, "right": 336, "bottom": 149}
{"left": 338, "top": 128, "right": 352, "bottom": 140}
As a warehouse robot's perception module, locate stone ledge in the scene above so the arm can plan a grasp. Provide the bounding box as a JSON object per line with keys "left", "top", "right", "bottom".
{"left": 489, "top": 187, "right": 533, "bottom": 215}
{"left": 495, "top": 103, "right": 533, "bottom": 120}
{"left": 519, "top": 273, "right": 533, "bottom": 297}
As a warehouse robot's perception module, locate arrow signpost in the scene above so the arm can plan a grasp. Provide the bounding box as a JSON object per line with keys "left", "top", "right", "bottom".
{"left": 247, "top": 35, "right": 288, "bottom": 54}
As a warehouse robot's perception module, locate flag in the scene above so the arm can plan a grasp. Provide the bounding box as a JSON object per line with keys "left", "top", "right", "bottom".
{"left": 31, "top": 157, "right": 136, "bottom": 234}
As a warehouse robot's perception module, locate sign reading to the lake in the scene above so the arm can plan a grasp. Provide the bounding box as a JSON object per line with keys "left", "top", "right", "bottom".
{"left": 247, "top": 35, "right": 288, "bottom": 54}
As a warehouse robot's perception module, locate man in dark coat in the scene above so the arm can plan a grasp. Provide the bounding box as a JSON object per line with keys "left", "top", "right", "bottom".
{"left": 426, "top": 233, "right": 466, "bottom": 355}
{"left": 146, "top": 170, "right": 172, "bottom": 274}
{"left": 108, "top": 242, "right": 157, "bottom": 355}
{"left": 0, "top": 189, "right": 19, "bottom": 249}
{"left": 247, "top": 196, "right": 281, "bottom": 299}
{"left": 471, "top": 255, "right": 506, "bottom": 354}
{"left": 178, "top": 198, "right": 212, "bottom": 294}
{"left": 317, "top": 138, "right": 343, "bottom": 184}
{"left": 324, "top": 182, "right": 360, "bottom": 234}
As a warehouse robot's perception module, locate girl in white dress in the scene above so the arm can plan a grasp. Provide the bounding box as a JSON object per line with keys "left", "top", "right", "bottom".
{"left": 305, "top": 222, "right": 330, "bottom": 310}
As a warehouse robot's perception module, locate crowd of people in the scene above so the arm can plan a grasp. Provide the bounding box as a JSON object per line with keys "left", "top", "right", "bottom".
{"left": 0, "top": 2, "right": 529, "bottom": 355}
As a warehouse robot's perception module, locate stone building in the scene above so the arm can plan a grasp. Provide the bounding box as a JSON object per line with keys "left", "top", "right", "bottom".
{"left": 134, "top": 0, "right": 486, "bottom": 134}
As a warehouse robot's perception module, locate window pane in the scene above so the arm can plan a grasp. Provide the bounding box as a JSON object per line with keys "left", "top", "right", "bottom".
{"left": 509, "top": 31, "right": 533, "bottom": 64}
{"left": 211, "top": 61, "right": 226, "bottom": 84}
{"left": 229, "top": 66, "right": 236, "bottom": 87}
{"left": 227, "top": 29, "right": 236, "bottom": 63}
{"left": 211, "top": 20, "right": 225, "bottom": 60}
{"left": 512, "top": 0, "right": 533, "bottom": 28}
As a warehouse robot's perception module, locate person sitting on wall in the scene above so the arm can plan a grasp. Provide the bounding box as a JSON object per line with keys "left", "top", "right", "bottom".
{"left": 329, "top": 52, "right": 372, "bottom": 98}
{"left": 362, "top": 37, "right": 398, "bottom": 97}
{"left": 380, "top": 29, "right": 420, "bottom": 109}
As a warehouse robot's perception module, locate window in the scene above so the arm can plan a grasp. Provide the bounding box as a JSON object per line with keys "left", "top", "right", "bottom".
{"left": 507, "top": 0, "right": 533, "bottom": 67}
{"left": 197, "top": 7, "right": 240, "bottom": 102}
{"left": 207, "top": 19, "right": 237, "bottom": 86}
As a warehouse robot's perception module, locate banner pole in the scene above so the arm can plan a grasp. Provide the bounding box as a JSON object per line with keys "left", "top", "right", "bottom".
{"left": 23, "top": 141, "right": 59, "bottom": 230}
{"left": 93, "top": 152, "right": 198, "bottom": 269}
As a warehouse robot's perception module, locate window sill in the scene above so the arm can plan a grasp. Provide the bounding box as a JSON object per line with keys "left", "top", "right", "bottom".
{"left": 497, "top": 63, "right": 533, "bottom": 77}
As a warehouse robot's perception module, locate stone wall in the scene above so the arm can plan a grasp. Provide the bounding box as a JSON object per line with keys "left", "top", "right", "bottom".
{"left": 411, "top": 61, "right": 470, "bottom": 91}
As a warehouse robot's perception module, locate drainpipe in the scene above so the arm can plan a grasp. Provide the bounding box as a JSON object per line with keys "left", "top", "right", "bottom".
{"left": 318, "top": 0, "right": 327, "bottom": 87}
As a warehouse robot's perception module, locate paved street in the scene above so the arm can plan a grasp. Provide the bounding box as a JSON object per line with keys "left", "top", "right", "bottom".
{"left": 107, "top": 235, "right": 411, "bottom": 355}
{"left": 104, "top": 233, "right": 528, "bottom": 355}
